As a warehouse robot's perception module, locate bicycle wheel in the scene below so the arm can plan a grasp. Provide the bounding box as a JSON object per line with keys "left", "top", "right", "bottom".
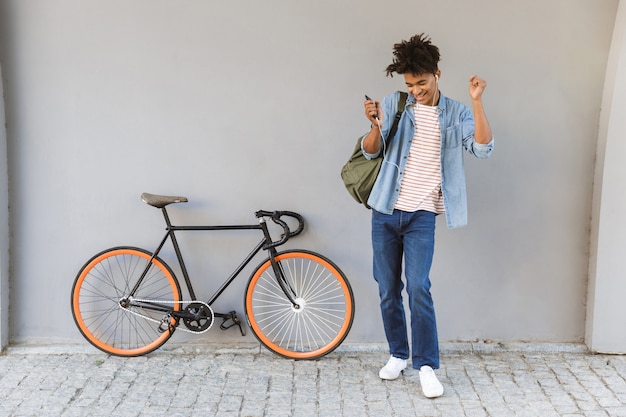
{"left": 245, "top": 250, "right": 354, "bottom": 359}
{"left": 71, "top": 247, "right": 182, "bottom": 356}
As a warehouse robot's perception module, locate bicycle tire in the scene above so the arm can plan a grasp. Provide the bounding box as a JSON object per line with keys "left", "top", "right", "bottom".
{"left": 245, "top": 250, "right": 354, "bottom": 359}
{"left": 71, "top": 246, "right": 182, "bottom": 356}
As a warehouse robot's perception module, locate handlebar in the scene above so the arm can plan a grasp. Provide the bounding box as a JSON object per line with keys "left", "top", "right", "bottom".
{"left": 255, "top": 210, "right": 305, "bottom": 248}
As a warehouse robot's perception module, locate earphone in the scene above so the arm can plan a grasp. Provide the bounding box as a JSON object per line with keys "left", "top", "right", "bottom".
{"left": 432, "top": 74, "right": 439, "bottom": 106}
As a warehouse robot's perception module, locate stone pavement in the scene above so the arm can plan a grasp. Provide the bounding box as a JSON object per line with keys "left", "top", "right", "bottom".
{"left": 1, "top": 342, "right": 625, "bottom": 417}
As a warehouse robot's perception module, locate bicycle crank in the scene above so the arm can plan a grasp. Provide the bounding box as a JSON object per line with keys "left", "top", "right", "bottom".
{"left": 119, "top": 297, "right": 215, "bottom": 335}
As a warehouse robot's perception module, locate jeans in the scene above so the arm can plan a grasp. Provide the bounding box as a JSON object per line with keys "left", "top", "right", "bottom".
{"left": 372, "top": 209, "right": 440, "bottom": 369}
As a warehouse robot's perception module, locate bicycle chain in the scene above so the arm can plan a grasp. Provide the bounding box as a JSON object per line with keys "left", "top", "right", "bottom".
{"left": 119, "top": 297, "right": 215, "bottom": 334}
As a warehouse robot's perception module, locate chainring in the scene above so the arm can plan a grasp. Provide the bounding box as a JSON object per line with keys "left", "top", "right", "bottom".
{"left": 182, "top": 302, "right": 214, "bottom": 332}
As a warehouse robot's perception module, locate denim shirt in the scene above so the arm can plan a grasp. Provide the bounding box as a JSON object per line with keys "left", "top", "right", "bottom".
{"left": 362, "top": 91, "right": 494, "bottom": 228}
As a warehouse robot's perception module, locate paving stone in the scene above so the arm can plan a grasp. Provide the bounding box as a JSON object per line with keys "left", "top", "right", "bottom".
{"left": 0, "top": 345, "right": 625, "bottom": 416}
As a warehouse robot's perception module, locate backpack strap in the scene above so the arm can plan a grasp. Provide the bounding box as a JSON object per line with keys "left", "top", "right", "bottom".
{"left": 386, "top": 91, "right": 408, "bottom": 143}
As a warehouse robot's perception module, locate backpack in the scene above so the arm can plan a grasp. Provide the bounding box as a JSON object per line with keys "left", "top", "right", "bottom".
{"left": 340, "top": 92, "right": 408, "bottom": 209}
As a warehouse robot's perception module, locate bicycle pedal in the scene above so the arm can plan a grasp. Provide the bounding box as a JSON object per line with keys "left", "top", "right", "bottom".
{"left": 220, "top": 311, "right": 246, "bottom": 336}
{"left": 157, "top": 321, "right": 173, "bottom": 333}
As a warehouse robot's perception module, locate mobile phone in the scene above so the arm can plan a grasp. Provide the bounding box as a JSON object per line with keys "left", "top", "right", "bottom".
{"left": 365, "top": 95, "right": 379, "bottom": 120}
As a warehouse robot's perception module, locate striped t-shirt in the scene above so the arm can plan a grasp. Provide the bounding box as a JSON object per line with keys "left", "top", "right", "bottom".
{"left": 394, "top": 104, "right": 445, "bottom": 214}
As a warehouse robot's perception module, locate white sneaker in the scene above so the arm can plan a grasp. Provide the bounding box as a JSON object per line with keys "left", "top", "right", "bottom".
{"left": 379, "top": 355, "right": 407, "bottom": 380}
{"left": 419, "top": 365, "right": 444, "bottom": 398}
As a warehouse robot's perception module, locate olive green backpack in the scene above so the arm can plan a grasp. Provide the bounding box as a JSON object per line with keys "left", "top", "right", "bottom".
{"left": 340, "top": 92, "right": 407, "bottom": 209}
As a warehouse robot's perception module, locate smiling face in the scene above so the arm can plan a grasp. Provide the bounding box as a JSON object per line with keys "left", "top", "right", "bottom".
{"left": 404, "top": 72, "right": 440, "bottom": 106}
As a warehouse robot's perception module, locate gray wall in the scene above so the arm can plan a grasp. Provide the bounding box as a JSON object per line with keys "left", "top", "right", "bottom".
{"left": 0, "top": 0, "right": 620, "bottom": 347}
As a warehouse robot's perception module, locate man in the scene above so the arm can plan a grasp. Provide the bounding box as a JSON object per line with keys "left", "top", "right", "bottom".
{"left": 361, "top": 33, "right": 493, "bottom": 398}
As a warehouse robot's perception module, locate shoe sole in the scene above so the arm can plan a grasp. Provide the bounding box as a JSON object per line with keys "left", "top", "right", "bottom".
{"left": 422, "top": 388, "right": 444, "bottom": 398}
{"left": 379, "top": 371, "right": 403, "bottom": 380}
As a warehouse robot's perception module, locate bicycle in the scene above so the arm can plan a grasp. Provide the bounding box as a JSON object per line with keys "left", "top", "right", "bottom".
{"left": 70, "top": 192, "right": 355, "bottom": 359}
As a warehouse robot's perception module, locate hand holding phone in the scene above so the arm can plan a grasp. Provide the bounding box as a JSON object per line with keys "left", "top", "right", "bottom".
{"left": 364, "top": 95, "right": 379, "bottom": 122}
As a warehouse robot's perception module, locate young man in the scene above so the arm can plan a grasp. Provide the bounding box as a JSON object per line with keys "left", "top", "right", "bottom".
{"left": 361, "top": 33, "right": 493, "bottom": 398}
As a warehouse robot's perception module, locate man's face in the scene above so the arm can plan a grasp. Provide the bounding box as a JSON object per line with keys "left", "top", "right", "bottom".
{"left": 404, "top": 72, "right": 439, "bottom": 106}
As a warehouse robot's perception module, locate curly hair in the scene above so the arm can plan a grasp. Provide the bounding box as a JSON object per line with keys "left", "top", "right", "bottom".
{"left": 385, "top": 33, "right": 440, "bottom": 77}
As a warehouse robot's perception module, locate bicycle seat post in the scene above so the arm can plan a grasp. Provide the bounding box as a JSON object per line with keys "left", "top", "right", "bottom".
{"left": 161, "top": 207, "right": 173, "bottom": 229}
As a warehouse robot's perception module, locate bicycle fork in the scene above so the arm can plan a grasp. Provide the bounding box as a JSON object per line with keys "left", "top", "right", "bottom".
{"left": 266, "top": 248, "right": 299, "bottom": 309}
{"left": 257, "top": 217, "right": 300, "bottom": 309}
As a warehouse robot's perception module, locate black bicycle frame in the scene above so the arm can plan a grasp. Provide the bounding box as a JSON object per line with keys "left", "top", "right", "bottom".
{"left": 128, "top": 206, "right": 299, "bottom": 311}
